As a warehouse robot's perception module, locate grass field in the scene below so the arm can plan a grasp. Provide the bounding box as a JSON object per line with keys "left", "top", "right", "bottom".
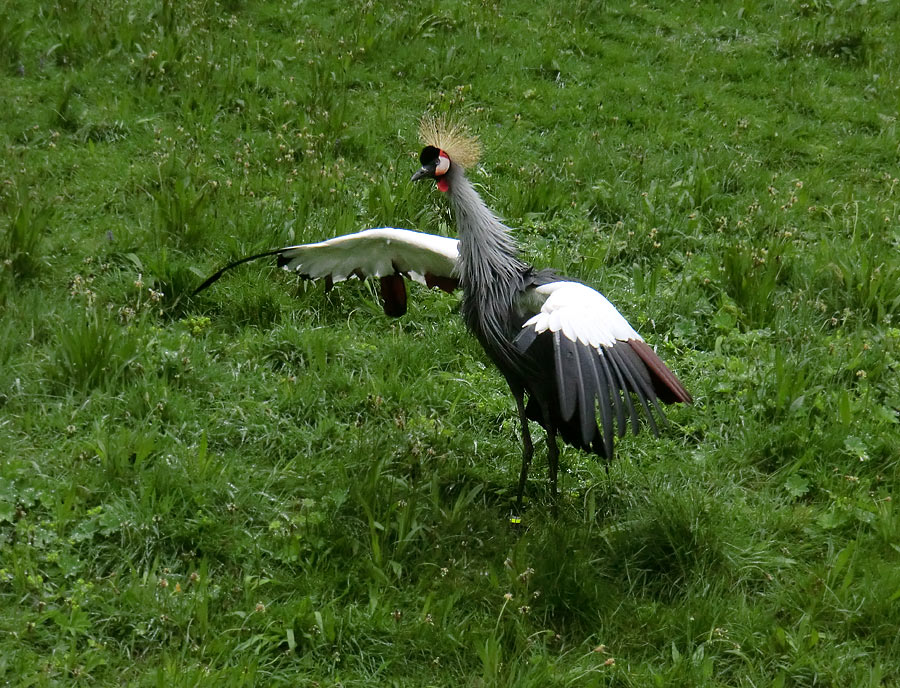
{"left": 2, "top": 0, "right": 900, "bottom": 685}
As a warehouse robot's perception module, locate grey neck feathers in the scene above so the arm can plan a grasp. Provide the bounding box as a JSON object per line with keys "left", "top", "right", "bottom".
{"left": 444, "top": 165, "right": 529, "bottom": 362}
{"left": 445, "top": 166, "right": 526, "bottom": 292}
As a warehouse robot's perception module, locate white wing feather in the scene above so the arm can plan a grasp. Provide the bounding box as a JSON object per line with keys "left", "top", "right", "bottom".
{"left": 522, "top": 281, "right": 642, "bottom": 348}
{"left": 279, "top": 227, "right": 458, "bottom": 284}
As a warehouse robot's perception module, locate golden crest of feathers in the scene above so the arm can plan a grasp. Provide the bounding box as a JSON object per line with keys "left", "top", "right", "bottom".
{"left": 418, "top": 115, "right": 482, "bottom": 170}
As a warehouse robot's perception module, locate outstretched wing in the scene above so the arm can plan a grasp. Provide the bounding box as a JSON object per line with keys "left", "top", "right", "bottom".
{"left": 194, "top": 227, "right": 460, "bottom": 316}
{"left": 513, "top": 280, "right": 691, "bottom": 458}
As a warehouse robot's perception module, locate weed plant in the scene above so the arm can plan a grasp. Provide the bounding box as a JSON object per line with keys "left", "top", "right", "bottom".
{"left": 1, "top": 0, "right": 899, "bottom": 685}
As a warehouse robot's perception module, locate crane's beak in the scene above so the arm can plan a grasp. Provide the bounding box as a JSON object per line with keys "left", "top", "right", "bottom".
{"left": 410, "top": 165, "right": 434, "bottom": 183}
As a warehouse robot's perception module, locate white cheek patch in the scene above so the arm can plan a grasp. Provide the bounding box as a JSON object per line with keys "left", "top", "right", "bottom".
{"left": 435, "top": 152, "right": 450, "bottom": 176}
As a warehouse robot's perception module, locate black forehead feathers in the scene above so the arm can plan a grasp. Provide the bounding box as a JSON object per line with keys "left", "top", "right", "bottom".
{"left": 419, "top": 146, "right": 441, "bottom": 165}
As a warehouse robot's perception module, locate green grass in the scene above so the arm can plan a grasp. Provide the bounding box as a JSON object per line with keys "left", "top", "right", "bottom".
{"left": 2, "top": 0, "right": 899, "bottom": 685}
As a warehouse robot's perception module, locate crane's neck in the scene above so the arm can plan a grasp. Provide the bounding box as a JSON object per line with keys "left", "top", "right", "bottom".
{"left": 444, "top": 166, "right": 529, "bottom": 368}
{"left": 444, "top": 167, "right": 525, "bottom": 291}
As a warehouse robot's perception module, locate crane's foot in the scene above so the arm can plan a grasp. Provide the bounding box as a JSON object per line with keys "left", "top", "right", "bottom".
{"left": 510, "top": 489, "right": 527, "bottom": 526}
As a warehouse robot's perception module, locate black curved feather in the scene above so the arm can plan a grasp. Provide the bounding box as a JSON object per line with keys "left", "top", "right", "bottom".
{"left": 192, "top": 249, "right": 284, "bottom": 296}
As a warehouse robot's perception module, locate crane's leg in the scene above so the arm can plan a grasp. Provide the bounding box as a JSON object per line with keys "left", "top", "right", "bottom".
{"left": 514, "top": 392, "right": 533, "bottom": 511}
{"left": 547, "top": 426, "right": 559, "bottom": 507}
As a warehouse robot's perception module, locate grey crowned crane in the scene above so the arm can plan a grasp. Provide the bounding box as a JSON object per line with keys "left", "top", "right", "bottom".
{"left": 195, "top": 118, "right": 692, "bottom": 509}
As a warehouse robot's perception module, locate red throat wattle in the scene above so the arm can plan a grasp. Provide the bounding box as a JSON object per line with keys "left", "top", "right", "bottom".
{"left": 436, "top": 178, "right": 449, "bottom": 193}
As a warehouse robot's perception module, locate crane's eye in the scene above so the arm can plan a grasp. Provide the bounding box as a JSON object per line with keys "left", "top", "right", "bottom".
{"left": 435, "top": 152, "right": 450, "bottom": 176}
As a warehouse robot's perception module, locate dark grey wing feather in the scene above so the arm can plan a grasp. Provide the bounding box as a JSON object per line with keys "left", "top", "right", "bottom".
{"left": 580, "top": 347, "right": 614, "bottom": 457}
{"left": 606, "top": 344, "right": 657, "bottom": 436}
{"left": 574, "top": 344, "right": 601, "bottom": 449}
{"left": 615, "top": 344, "right": 667, "bottom": 431}
{"left": 553, "top": 331, "right": 579, "bottom": 423}
{"left": 512, "top": 325, "right": 539, "bottom": 353}
{"left": 604, "top": 345, "right": 642, "bottom": 435}
{"left": 595, "top": 349, "right": 626, "bottom": 440}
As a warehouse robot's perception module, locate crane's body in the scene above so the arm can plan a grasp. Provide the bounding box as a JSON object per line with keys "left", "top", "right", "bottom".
{"left": 195, "top": 120, "right": 691, "bottom": 510}
{"left": 411, "top": 140, "right": 690, "bottom": 504}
